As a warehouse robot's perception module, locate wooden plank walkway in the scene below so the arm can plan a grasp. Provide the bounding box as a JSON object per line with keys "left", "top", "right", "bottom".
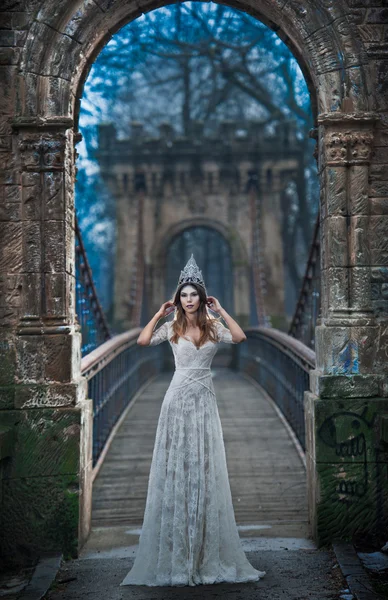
{"left": 92, "top": 367, "right": 308, "bottom": 538}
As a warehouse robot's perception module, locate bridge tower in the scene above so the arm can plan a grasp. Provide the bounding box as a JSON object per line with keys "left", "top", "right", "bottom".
{"left": 97, "top": 120, "right": 303, "bottom": 331}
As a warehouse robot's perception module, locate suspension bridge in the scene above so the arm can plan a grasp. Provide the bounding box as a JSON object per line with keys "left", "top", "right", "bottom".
{"left": 72, "top": 201, "right": 320, "bottom": 546}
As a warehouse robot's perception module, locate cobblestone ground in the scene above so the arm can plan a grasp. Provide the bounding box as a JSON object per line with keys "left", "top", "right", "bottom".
{"left": 43, "top": 537, "right": 348, "bottom": 600}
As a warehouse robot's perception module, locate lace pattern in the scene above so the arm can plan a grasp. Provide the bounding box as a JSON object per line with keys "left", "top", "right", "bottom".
{"left": 121, "top": 319, "right": 266, "bottom": 587}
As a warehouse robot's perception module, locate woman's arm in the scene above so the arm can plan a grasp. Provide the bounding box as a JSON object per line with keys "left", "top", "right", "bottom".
{"left": 207, "top": 296, "right": 246, "bottom": 343}
{"left": 137, "top": 301, "right": 174, "bottom": 345}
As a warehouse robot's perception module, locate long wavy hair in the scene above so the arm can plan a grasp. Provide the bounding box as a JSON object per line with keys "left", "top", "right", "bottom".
{"left": 169, "top": 282, "right": 219, "bottom": 348}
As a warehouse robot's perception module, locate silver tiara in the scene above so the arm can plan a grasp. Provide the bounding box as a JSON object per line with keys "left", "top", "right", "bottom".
{"left": 178, "top": 254, "right": 207, "bottom": 293}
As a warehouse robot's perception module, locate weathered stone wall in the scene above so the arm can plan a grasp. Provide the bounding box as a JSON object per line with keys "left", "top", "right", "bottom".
{"left": 97, "top": 121, "right": 300, "bottom": 330}
{"left": 0, "top": 0, "right": 387, "bottom": 562}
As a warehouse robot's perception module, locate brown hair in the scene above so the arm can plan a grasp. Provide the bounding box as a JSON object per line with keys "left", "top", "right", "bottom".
{"left": 169, "top": 282, "right": 219, "bottom": 348}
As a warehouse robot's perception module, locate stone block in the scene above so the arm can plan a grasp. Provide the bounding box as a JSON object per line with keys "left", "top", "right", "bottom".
{"left": 366, "top": 8, "right": 388, "bottom": 23}
{"left": 316, "top": 70, "right": 342, "bottom": 114}
{"left": 0, "top": 30, "right": 15, "bottom": 47}
{"left": 0, "top": 274, "right": 22, "bottom": 326}
{"left": 0, "top": 0, "right": 27, "bottom": 10}
{"left": 44, "top": 272, "right": 66, "bottom": 316}
{"left": 22, "top": 171, "right": 41, "bottom": 220}
{"left": 370, "top": 180, "right": 388, "bottom": 197}
{"left": 325, "top": 166, "right": 347, "bottom": 216}
{"left": 14, "top": 382, "right": 80, "bottom": 409}
{"left": 349, "top": 266, "right": 372, "bottom": 311}
{"left": 17, "top": 71, "right": 38, "bottom": 117}
{"left": 323, "top": 216, "right": 348, "bottom": 268}
{"left": 305, "top": 25, "right": 347, "bottom": 75}
{"left": 44, "top": 221, "right": 65, "bottom": 272}
{"left": 22, "top": 221, "right": 41, "bottom": 272}
{"left": 0, "top": 133, "right": 12, "bottom": 150}
{"left": 0, "top": 199, "right": 21, "bottom": 221}
{"left": 370, "top": 215, "right": 388, "bottom": 265}
{"left": 349, "top": 166, "right": 369, "bottom": 214}
{"left": 370, "top": 197, "right": 388, "bottom": 215}
{"left": 305, "top": 394, "right": 388, "bottom": 464}
{"left": 307, "top": 452, "right": 388, "bottom": 545}
{"left": 21, "top": 272, "right": 41, "bottom": 317}
{"left": 0, "top": 474, "right": 80, "bottom": 563}
{"left": 0, "top": 66, "right": 16, "bottom": 115}
{"left": 373, "top": 324, "right": 388, "bottom": 373}
{"left": 309, "top": 370, "right": 383, "bottom": 398}
{"left": 0, "top": 13, "right": 13, "bottom": 29}
{"left": 345, "top": 66, "right": 368, "bottom": 113}
{"left": 320, "top": 267, "right": 348, "bottom": 315}
{"left": 372, "top": 146, "right": 388, "bottom": 164}
{"left": 0, "top": 386, "right": 15, "bottom": 410}
{"left": 0, "top": 222, "right": 22, "bottom": 273}
{"left": 3, "top": 184, "right": 20, "bottom": 204}
{"left": 44, "top": 172, "right": 64, "bottom": 220}
{"left": 305, "top": 391, "right": 388, "bottom": 544}
{"left": 315, "top": 323, "right": 378, "bottom": 375}
{"left": 52, "top": 0, "right": 100, "bottom": 45}
{"left": 45, "top": 76, "right": 73, "bottom": 120}
{"left": 44, "top": 334, "right": 74, "bottom": 382}
{"left": 0, "top": 47, "right": 20, "bottom": 65}
{"left": 1, "top": 407, "right": 81, "bottom": 478}
{"left": 16, "top": 335, "right": 45, "bottom": 382}
{"left": 0, "top": 148, "right": 18, "bottom": 184}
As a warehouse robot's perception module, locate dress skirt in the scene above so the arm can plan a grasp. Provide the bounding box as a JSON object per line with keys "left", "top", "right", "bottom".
{"left": 120, "top": 366, "right": 266, "bottom": 587}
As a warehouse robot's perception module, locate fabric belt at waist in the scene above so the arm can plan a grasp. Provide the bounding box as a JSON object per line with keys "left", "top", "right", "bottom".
{"left": 171, "top": 367, "right": 214, "bottom": 395}
{"left": 174, "top": 367, "right": 211, "bottom": 370}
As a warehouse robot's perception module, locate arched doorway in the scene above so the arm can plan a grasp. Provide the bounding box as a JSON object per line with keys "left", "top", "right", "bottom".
{"left": 166, "top": 226, "right": 234, "bottom": 314}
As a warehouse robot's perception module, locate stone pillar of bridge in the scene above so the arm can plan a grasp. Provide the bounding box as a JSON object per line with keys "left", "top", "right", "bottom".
{"left": 305, "top": 112, "right": 388, "bottom": 545}
{"left": 0, "top": 119, "right": 92, "bottom": 565}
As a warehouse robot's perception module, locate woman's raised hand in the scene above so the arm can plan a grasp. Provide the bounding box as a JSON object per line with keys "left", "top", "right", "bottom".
{"left": 206, "top": 296, "right": 222, "bottom": 313}
{"left": 157, "top": 300, "right": 175, "bottom": 318}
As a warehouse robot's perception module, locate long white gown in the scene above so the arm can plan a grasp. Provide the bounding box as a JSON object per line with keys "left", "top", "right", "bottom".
{"left": 120, "top": 318, "right": 266, "bottom": 587}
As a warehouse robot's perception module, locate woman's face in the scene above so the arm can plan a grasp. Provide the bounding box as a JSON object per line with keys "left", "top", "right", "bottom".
{"left": 180, "top": 284, "right": 200, "bottom": 315}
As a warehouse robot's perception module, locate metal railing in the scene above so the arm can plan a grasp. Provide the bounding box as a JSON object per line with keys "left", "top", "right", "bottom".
{"left": 75, "top": 216, "right": 111, "bottom": 356}
{"left": 81, "top": 329, "right": 167, "bottom": 467}
{"left": 288, "top": 214, "right": 320, "bottom": 349}
{"left": 236, "top": 328, "right": 316, "bottom": 451}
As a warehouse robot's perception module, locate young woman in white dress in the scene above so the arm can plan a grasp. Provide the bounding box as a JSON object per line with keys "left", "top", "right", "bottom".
{"left": 120, "top": 255, "right": 266, "bottom": 587}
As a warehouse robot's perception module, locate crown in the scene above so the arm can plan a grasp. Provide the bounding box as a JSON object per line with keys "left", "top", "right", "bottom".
{"left": 178, "top": 254, "right": 207, "bottom": 293}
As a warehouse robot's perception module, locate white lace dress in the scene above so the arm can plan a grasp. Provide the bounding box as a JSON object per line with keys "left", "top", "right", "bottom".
{"left": 120, "top": 318, "right": 266, "bottom": 587}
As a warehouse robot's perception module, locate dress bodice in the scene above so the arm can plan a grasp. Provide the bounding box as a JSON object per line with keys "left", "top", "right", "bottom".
{"left": 148, "top": 319, "right": 237, "bottom": 370}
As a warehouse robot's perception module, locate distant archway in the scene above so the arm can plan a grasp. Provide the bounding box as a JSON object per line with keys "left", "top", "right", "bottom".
{"left": 166, "top": 226, "right": 234, "bottom": 314}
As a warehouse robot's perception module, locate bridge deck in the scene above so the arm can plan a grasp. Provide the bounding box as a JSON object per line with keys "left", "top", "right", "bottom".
{"left": 92, "top": 367, "right": 308, "bottom": 539}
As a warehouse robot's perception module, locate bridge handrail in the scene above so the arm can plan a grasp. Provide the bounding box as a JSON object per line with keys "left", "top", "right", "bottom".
{"left": 240, "top": 327, "right": 316, "bottom": 451}
{"left": 81, "top": 328, "right": 142, "bottom": 379}
{"left": 244, "top": 326, "right": 316, "bottom": 370}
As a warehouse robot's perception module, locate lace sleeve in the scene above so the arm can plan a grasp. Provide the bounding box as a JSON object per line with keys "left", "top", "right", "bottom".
{"left": 215, "top": 320, "right": 238, "bottom": 344}
{"left": 148, "top": 321, "right": 170, "bottom": 346}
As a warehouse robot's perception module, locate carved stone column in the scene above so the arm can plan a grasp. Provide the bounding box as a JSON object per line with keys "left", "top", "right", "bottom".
{"left": 0, "top": 118, "right": 92, "bottom": 565}
{"left": 305, "top": 112, "right": 388, "bottom": 545}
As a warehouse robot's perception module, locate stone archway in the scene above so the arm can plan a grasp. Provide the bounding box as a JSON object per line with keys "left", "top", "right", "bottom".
{"left": 151, "top": 217, "right": 250, "bottom": 326}
{"left": 1, "top": 0, "right": 386, "bottom": 561}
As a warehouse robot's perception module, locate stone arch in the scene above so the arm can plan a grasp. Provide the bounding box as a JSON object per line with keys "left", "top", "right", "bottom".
{"left": 19, "top": 0, "right": 371, "bottom": 123}
{"left": 150, "top": 218, "right": 250, "bottom": 323}
{"left": 2, "top": 0, "right": 385, "bottom": 560}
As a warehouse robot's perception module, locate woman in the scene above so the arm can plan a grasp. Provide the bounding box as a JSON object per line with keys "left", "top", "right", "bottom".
{"left": 120, "top": 255, "right": 266, "bottom": 587}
